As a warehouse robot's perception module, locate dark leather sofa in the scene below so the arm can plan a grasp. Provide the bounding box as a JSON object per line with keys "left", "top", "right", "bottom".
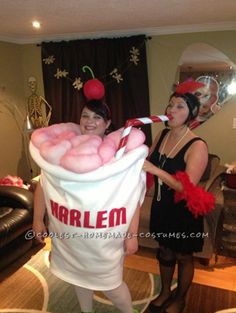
{"left": 0, "top": 186, "right": 34, "bottom": 270}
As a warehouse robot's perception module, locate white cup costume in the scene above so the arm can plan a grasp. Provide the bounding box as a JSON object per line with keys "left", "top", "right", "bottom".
{"left": 30, "top": 140, "right": 147, "bottom": 290}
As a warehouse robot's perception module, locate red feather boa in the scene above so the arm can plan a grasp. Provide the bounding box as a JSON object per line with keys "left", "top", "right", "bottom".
{"left": 173, "top": 171, "right": 215, "bottom": 218}
{"left": 146, "top": 172, "right": 154, "bottom": 190}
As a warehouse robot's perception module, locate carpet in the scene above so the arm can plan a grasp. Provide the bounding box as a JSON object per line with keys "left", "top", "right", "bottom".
{"left": 0, "top": 249, "right": 236, "bottom": 313}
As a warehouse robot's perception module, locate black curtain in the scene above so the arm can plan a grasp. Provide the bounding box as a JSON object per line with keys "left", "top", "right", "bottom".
{"left": 41, "top": 35, "right": 151, "bottom": 144}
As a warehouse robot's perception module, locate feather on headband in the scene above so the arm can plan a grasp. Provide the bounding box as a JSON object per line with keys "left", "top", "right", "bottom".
{"left": 175, "top": 80, "right": 205, "bottom": 94}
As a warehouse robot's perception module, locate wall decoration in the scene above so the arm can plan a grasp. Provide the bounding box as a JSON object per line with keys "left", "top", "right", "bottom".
{"left": 54, "top": 69, "right": 69, "bottom": 79}
{"left": 110, "top": 68, "right": 123, "bottom": 83}
{"left": 189, "top": 74, "right": 232, "bottom": 129}
{"left": 178, "top": 43, "right": 236, "bottom": 130}
{"left": 129, "top": 46, "right": 140, "bottom": 65}
{"left": 72, "top": 77, "right": 83, "bottom": 91}
{"left": 43, "top": 55, "right": 55, "bottom": 64}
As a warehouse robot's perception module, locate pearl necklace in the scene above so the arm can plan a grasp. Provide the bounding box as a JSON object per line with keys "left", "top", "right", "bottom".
{"left": 156, "top": 127, "right": 189, "bottom": 201}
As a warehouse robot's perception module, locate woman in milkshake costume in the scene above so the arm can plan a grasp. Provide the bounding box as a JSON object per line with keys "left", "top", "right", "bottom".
{"left": 33, "top": 100, "right": 140, "bottom": 313}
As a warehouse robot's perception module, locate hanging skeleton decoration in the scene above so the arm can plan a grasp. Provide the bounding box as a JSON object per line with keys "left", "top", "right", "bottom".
{"left": 27, "top": 76, "right": 52, "bottom": 128}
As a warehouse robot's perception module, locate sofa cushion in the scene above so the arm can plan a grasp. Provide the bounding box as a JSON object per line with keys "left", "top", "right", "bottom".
{"left": 0, "top": 207, "right": 13, "bottom": 218}
{"left": 0, "top": 186, "right": 34, "bottom": 249}
{"left": 0, "top": 208, "right": 32, "bottom": 248}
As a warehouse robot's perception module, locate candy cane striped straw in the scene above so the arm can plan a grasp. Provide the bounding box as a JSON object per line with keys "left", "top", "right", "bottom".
{"left": 115, "top": 114, "right": 172, "bottom": 159}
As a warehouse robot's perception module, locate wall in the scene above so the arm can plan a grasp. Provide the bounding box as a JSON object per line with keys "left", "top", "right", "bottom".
{"left": 0, "top": 31, "right": 236, "bottom": 180}
{"left": 0, "top": 42, "right": 27, "bottom": 180}
{"left": 20, "top": 44, "right": 44, "bottom": 99}
{"left": 0, "top": 42, "right": 43, "bottom": 181}
{"left": 147, "top": 31, "right": 236, "bottom": 163}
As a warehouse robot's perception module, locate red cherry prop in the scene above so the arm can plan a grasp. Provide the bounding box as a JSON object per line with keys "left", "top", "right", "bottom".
{"left": 83, "top": 79, "right": 105, "bottom": 100}
{"left": 82, "top": 66, "right": 105, "bottom": 100}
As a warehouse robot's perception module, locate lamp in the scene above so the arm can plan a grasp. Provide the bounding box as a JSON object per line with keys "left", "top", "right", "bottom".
{"left": 25, "top": 114, "right": 34, "bottom": 132}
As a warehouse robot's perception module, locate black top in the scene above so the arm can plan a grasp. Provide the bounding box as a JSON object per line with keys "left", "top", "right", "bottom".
{"left": 149, "top": 128, "right": 204, "bottom": 254}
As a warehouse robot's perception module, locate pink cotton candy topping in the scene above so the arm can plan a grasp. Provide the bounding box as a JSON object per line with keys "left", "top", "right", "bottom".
{"left": 31, "top": 123, "right": 81, "bottom": 148}
{"left": 31, "top": 123, "right": 145, "bottom": 173}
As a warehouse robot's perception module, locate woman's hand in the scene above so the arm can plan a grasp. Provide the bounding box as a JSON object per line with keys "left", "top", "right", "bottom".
{"left": 32, "top": 220, "right": 48, "bottom": 243}
{"left": 143, "top": 160, "right": 157, "bottom": 174}
{"left": 124, "top": 236, "right": 138, "bottom": 255}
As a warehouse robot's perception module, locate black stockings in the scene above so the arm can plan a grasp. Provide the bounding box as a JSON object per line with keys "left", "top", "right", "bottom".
{"left": 176, "top": 253, "right": 194, "bottom": 299}
{"left": 154, "top": 247, "right": 194, "bottom": 313}
{"left": 152, "top": 247, "right": 176, "bottom": 306}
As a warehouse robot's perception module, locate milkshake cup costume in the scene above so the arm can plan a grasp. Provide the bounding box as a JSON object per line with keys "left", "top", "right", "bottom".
{"left": 30, "top": 132, "right": 147, "bottom": 290}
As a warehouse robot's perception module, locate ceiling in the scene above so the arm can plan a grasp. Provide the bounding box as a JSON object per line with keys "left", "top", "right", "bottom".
{"left": 1, "top": 0, "right": 236, "bottom": 44}
{"left": 1, "top": 0, "right": 236, "bottom": 70}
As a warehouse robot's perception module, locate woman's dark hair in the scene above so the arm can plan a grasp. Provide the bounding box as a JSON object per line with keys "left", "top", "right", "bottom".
{"left": 165, "top": 92, "right": 200, "bottom": 126}
{"left": 82, "top": 100, "right": 111, "bottom": 121}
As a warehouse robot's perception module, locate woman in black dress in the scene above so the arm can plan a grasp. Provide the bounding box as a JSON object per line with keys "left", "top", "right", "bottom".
{"left": 143, "top": 82, "right": 213, "bottom": 313}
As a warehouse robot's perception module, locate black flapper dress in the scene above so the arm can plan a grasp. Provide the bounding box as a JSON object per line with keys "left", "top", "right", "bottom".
{"left": 149, "top": 128, "right": 204, "bottom": 254}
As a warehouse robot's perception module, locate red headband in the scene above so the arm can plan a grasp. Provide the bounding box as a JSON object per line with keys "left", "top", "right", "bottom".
{"left": 175, "top": 80, "right": 205, "bottom": 94}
